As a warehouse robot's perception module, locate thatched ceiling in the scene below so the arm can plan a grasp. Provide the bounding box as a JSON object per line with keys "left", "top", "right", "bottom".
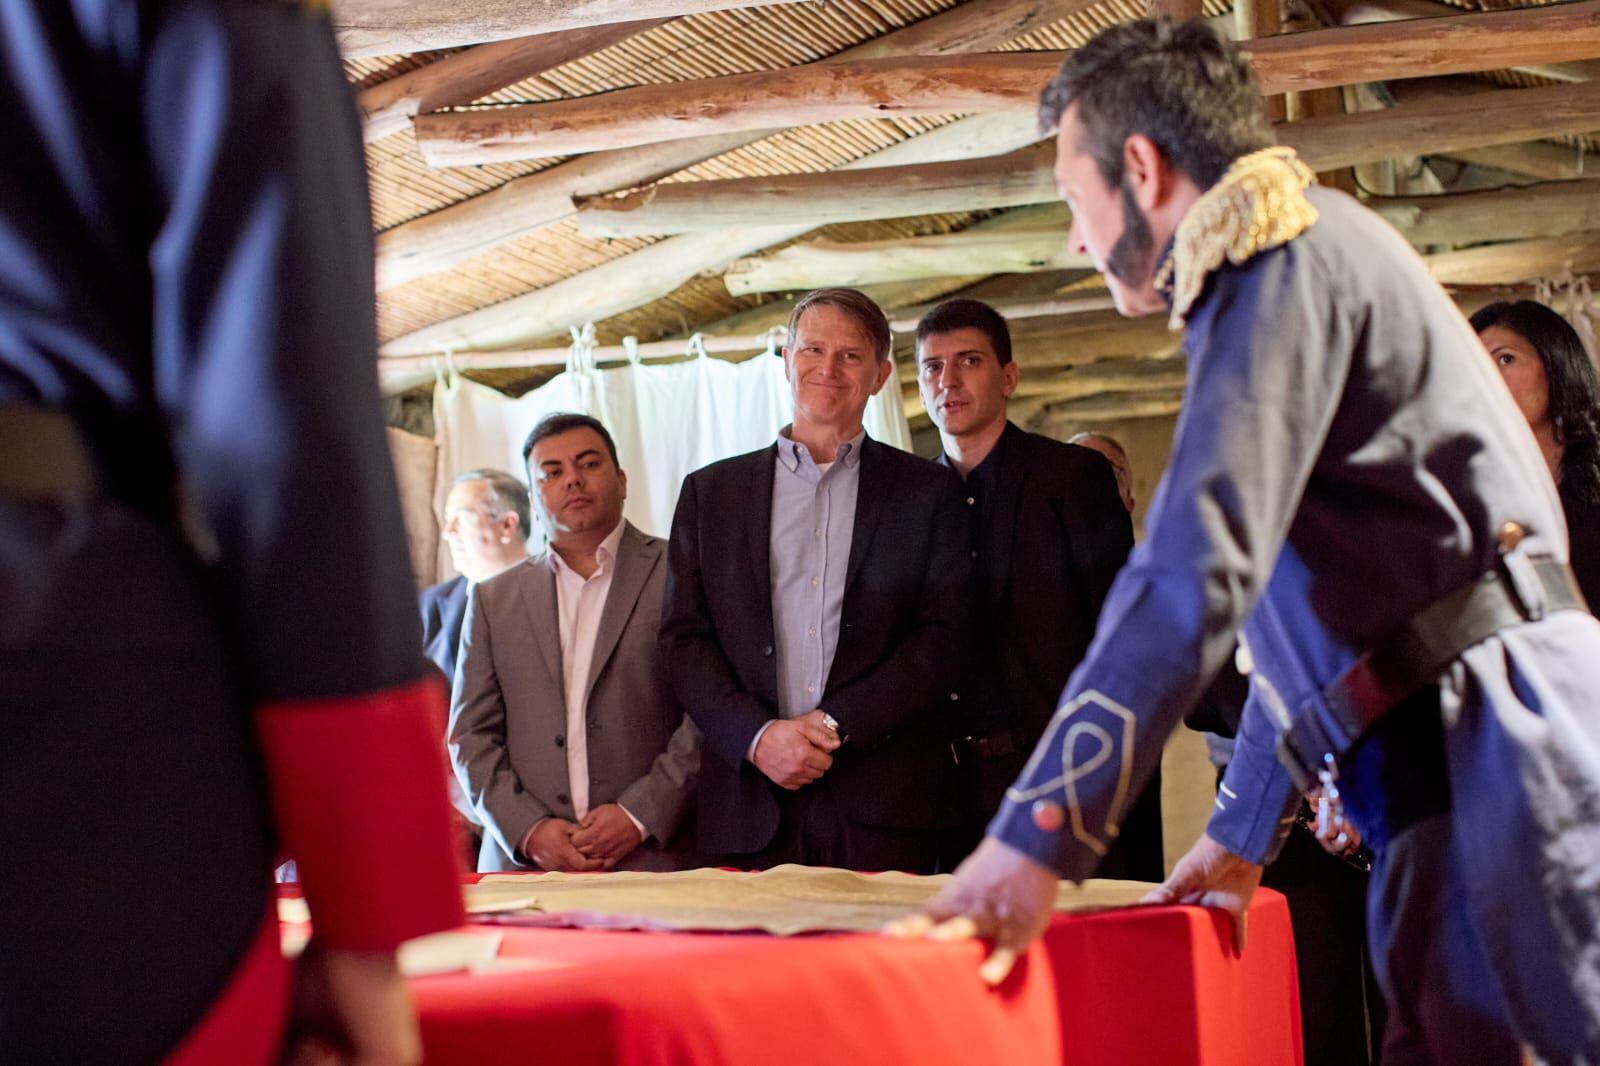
{"left": 345, "top": 0, "right": 1600, "bottom": 430}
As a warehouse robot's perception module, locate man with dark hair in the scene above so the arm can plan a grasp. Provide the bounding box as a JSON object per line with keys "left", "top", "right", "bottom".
{"left": 903, "top": 19, "right": 1600, "bottom": 1063}
{"left": 420, "top": 469, "right": 532, "bottom": 687}
{"left": 914, "top": 299, "right": 1150, "bottom": 876}
{"left": 662, "top": 288, "right": 971, "bottom": 874}
{"left": 452, "top": 413, "right": 700, "bottom": 873}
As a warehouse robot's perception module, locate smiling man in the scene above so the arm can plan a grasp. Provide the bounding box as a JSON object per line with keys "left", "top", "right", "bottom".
{"left": 450, "top": 413, "right": 700, "bottom": 873}
{"left": 662, "top": 288, "right": 972, "bottom": 873}
{"left": 914, "top": 299, "right": 1146, "bottom": 875}
{"left": 906, "top": 19, "right": 1600, "bottom": 1063}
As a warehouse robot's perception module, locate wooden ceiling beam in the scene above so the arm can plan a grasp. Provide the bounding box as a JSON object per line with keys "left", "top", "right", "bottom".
{"left": 416, "top": 1, "right": 1600, "bottom": 163}
{"left": 374, "top": 0, "right": 1086, "bottom": 292}
{"left": 1441, "top": 143, "right": 1600, "bottom": 184}
{"left": 727, "top": 223, "right": 1085, "bottom": 296}
{"left": 359, "top": 20, "right": 669, "bottom": 143}
{"left": 332, "top": 0, "right": 786, "bottom": 57}
{"left": 1371, "top": 181, "right": 1600, "bottom": 248}
{"left": 379, "top": 113, "right": 1043, "bottom": 357}
{"left": 576, "top": 80, "right": 1600, "bottom": 239}
{"left": 1425, "top": 234, "right": 1600, "bottom": 286}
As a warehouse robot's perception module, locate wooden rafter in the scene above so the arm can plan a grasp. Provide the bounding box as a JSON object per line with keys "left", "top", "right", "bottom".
{"left": 332, "top": 0, "right": 786, "bottom": 57}
{"left": 374, "top": 0, "right": 1090, "bottom": 292}
{"left": 378, "top": 113, "right": 1043, "bottom": 357}
{"left": 576, "top": 80, "right": 1600, "bottom": 239}
{"left": 415, "top": 1, "right": 1600, "bottom": 163}
{"left": 359, "top": 20, "right": 670, "bottom": 143}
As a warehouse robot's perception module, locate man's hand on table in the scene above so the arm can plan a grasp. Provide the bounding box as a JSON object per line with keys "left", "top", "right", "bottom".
{"left": 571, "top": 804, "right": 643, "bottom": 869}
{"left": 752, "top": 710, "right": 841, "bottom": 790}
{"left": 885, "top": 836, "right": 1059, "bottom": 987}
{"left": 285, "top": 942, "right": 420, "bottom": 1066}
{"left": 1142, "top": 832, "right": 1263, "bottom": 954}
{"left": 523, "top": 818, "right": 606, "bottom": 873}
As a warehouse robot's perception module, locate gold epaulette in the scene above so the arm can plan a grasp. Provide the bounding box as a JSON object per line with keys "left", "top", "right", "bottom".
{"left": 1153, "top": 146, "right": 1319, "bottom": 330}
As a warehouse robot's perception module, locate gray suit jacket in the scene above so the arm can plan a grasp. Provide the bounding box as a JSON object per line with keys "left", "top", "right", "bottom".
{"left": 449, "top": 522, "right": 700, "bottom": 872}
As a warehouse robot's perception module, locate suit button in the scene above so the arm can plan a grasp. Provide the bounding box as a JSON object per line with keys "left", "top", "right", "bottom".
{"left": 555, "top": 735, "right": 565, "bottom": 748}
{"left": 949, "top": 692, "right": 960, "bottom": 701}
{"left": 762, "top": 644, "right": 774, "bottom": 657}
{"left": 557, "top": 792, "right": 570, "bottom": 806}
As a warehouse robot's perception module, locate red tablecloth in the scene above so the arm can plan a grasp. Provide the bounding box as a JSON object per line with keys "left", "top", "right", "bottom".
{"left": 409, "top": 885, "right": 1302, "bottom": 1066}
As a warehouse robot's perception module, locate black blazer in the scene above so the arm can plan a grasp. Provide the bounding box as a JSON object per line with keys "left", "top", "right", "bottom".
{"left": 661, "top": 436, "right": 973, "bottom": 856}
{"left": 961, "top": 426, "right": 1169, "bottom": 878}
{"left": 964, "top": 425, "right": 1133, "bottom": 751}
{"left": 419, "top": 574, "right": 468, "bottom": 687}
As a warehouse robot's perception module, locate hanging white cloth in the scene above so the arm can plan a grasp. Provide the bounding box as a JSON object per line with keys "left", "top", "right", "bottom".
{"left": 430, "top": 337, "right": 914, "bottom": 578}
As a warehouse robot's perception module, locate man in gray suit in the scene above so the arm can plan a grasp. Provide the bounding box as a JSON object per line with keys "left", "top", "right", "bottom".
{"left": 450, "top": 413, "right": 700, "bottom": 872}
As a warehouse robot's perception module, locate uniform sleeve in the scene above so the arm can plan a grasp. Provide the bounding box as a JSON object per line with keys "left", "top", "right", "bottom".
{"left": 1205, "top": 679, "right": 1301, "bottom": 865}
{"left": 988, "top": 241, "right": 1355, "bottom": 880}
{"left": 141, "top": 4, "right": 462, "bottom": 947}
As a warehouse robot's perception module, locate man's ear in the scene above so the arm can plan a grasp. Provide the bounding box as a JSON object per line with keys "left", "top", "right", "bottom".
{"left": 870, "top": 356, "right": 893, "bottom": 395}
{"left": 1122, "top": 133, "right": 1169, "bottom": 213}
{"left": 1001, "top": 359, "right": 1020, "bottom": 399}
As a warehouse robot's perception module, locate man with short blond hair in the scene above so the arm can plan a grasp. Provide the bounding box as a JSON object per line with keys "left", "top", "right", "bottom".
{"left": 663, "top": 288, "right": 971, "bottom": 873}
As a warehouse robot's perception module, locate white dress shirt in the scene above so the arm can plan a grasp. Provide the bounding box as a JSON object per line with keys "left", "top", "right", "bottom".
{"left": 519, "top": 520, "right": 645, "bottom": 859}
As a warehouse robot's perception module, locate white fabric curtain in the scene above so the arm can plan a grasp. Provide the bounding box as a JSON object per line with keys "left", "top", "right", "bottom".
{"left": 430, "top": 343, "right": 913, "bottom": 579}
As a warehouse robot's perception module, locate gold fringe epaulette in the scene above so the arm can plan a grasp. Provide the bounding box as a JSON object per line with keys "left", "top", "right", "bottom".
{"left": 1153, "top": 146, "right": 1319, "bottom": 330}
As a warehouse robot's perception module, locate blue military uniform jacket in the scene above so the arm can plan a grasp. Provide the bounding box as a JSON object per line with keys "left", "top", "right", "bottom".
{"left": 989, "top": 150, "right": 1600, "bottom": 1057}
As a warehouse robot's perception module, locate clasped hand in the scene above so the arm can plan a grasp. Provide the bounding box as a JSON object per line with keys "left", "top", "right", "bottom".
{"left": 752, "top": 709, "right": 841, "bottom": 789}
{"left": 525, "top": 807, "right": 642, "bottom": 872}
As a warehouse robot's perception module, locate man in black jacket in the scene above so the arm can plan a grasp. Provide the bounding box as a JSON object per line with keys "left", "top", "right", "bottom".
{"left": 915, "top": 299, "right": 1159, "bottom": 878}
{"left": 661, "top": 288, "right": 972, "bottom": 874}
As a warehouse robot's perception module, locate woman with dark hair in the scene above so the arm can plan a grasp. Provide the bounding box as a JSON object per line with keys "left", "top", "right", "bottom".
{"left": 1471, "top": 300, "right": 1600, "bottom": 605}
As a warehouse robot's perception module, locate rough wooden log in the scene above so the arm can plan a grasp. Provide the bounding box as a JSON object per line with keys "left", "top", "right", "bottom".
{"left": 1371, "top": 182, "right": 1600, "bottom": 248}
{"left": 1443, "top": 143, "right": 1600, "bottom": 184}
{"left": 416, "top": 1, "right": 1600, "bottom": 163}
{"left": 1039, "top": 388, "right": 1188, "bottom": 426}
{"left": 359, "top": 20, "right": 668, "bottom": 143}
{"left": 332, "top": 0, "right": 784, "bottom": 57}
{"left": 583, "top": 140, "right": 1055, "bottom": 240}
{"left": 1235, "top": 0, "right": 1287, "bottom": 123}
{"left": 577, "top": 80, "right": 1600, "bottom": 238}
{"left": 727, "top": 225, "right": 1085, "bottom": 296}
{"left": 1425, "top": 234, "right": 1600, "bottom": 286}
{"left": 374, "top": 0, "right": 1082, "bottom": 291}
{"left": 379, "top": 115, "right": 1044, "bottom": 357}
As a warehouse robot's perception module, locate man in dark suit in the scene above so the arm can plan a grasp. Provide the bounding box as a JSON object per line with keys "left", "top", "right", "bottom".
{"left": 452, "top": 415, "right": 699, "bottom": 873}
{"left": 662, "top": 288, "right": 972, "bottom": 874}
{"left": 915, "top": 299, "right": 1160, "bottom": 880}
{"left": 419, "top": 469, "right": 531, "bottom": 687}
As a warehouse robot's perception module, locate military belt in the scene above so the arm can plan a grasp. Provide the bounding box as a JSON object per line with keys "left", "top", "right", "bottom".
{"left": 0, "top": 405, "right": 98, "bottom": 501}
{"left": 1279, "top": 552, "right": 1587, "bottom": 790}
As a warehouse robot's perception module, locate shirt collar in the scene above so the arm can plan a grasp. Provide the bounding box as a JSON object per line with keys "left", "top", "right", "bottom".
{"left": 776, "top": 425, "right": 868, "bottom": 473}
{"left": 548, "top": 518, "right": 627, "bottom": 578}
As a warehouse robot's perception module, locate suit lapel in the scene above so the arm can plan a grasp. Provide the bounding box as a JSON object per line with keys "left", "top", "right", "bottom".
{"left": 582, "top": 523, "right": 657, "bottom": 706}
{"left": 746, "top": 445, "right": 776, "bottom": 601}
{"left": 988, "top": 424, "right": 1028, "bottom": 611}
{"left": 844, "top": 436, "right": 886, "bottom": 595}
{"left": 518, "top": 557, "right": 565, "bottom": 699}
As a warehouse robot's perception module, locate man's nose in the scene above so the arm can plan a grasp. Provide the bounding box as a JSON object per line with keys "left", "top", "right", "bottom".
{"left": 1066, "top": 215, "right": 1088, "bottom": 257}
{"left": 937, "top": 361, "right": 961, "bottom": 390}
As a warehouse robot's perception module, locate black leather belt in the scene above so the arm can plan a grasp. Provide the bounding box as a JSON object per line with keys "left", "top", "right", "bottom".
{"left": 950, "top": 726, "right": 1023, "bottom": 767}
{"left": 0, "top": 406, "right": 98, "bottom": 500}
{"left": 1279, "top": 549, "right": 1587, "bottom": 790}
